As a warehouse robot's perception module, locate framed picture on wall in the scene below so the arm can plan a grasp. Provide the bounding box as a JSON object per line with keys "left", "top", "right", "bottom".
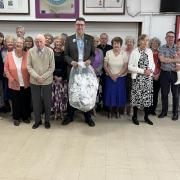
{"left": 175, "top": 15, "right": 180, "bottom": 41}
{"left": 35, "top": 0, "right": 79, "bottom": 19}
{"left": 0, "top": 0, "right": 30, "bottom": 14}
{"left": 83, "top": 0, "right": 125, "bottom": 15}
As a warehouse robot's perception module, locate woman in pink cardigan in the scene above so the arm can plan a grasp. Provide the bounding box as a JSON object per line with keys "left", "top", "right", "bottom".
{"left": 4, "top": 37, "right": 31, "bottom": 126}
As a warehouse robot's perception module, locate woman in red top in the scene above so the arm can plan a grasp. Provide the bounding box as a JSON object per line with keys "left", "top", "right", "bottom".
{"left": 148, "top": 37, "right": 161, "bottom": 115}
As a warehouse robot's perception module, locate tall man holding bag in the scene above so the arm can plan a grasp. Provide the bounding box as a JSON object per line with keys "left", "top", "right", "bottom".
{"left": 61, "top": 17, "right": 96, "bottom": 127}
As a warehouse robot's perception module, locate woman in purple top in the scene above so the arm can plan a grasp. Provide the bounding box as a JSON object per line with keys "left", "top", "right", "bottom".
{"left": 91, "top": 36, "right": 104, "bottom": 112}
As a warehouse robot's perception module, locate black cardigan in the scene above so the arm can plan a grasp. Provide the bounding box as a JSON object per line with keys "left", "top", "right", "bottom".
{"left": 53, "top": 51, "right": 67, "bottom": 80}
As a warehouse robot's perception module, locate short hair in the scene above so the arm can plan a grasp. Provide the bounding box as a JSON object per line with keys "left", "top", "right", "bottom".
{"left": 16, "top": 26, "right": 25, "bottom": 30}
{"left": 0, "top": 32, "right": 4, "bottom": 38}
{"left": 15, "top": 37, "right": 25, "bottom": 44}
{"left": 137, "top": 34, "right": 148, "bottom": 46}
{"left": 100, "top": 33, "right": 108, "bottom": 38}
{"left": 44, "top": 33, "right": 53, "bottom": 43}
{"left": 149, "top": 37, "right": 161, "bottom": 48}
{"left": 111, "top": 37, "right": 123, "bottom": 46}
{"left": 53, "top": 36, "right": 63, "bottom": 43}
{"left": 5, "top": 35, "right": 15, "bottom": 43}
{"left": 76, "top": 17, "right": 85, "bottom": 23}
{"left": 125, "top": 36, "right": 135, "bottom": 45}
{"left": 0, "top": 32, "right": 4, "bottom": 45}
{"left": 166, "top": 31, "right": 175, "bottom": 37}
{"left": 25, "top": 36, "right": 34, "bottom": 46}
{"left": 61, "top": 33, "right": 68, "bottom": 38}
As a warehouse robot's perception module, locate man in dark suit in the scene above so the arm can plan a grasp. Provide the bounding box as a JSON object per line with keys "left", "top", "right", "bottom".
{"left": 61, "top": 17, "right": 95, "bottom": 127}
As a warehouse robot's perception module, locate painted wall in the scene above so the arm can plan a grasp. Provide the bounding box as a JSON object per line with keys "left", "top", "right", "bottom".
{"left": 0, "top": 0, "right": 177, "bottom": 45}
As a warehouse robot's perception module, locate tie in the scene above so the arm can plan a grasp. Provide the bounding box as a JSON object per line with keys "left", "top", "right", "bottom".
{"left": 38, "top": 49, "right": 43, "bottom": 57}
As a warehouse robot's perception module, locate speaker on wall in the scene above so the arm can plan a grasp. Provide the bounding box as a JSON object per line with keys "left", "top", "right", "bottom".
{"left": 160, "top": 0, "right": 180, "bottom": 13}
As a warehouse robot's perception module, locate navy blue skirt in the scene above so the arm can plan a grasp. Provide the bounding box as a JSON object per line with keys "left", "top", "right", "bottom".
{"left": 104, "top": 76, "right": 126, "bottom": 107}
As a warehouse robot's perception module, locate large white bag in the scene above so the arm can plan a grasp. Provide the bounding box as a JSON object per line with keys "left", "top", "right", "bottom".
{"left": 68, "top": 65, "right": 99, "bottom": 112}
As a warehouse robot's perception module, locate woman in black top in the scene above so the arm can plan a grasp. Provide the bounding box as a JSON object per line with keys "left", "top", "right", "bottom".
{"left": 51, "top": 36, "right": 68, "bottom": 119}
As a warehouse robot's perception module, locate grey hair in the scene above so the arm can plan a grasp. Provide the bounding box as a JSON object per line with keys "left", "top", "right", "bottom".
{"left": 44, "top": 33, "right": 53, "bottom": 41}
{"left": 125, "top": 36, "right": 135, "bottom": 45}
{"left": 149, "top": 37, "right": 161, "bottom": 48}
{"left": 16, "top": 25, "right": 25, "bottom": 31}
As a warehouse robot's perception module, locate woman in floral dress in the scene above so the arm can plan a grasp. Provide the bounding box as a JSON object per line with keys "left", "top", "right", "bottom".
{"left": 51, "top": 36, "right": 68, "bottom": 119}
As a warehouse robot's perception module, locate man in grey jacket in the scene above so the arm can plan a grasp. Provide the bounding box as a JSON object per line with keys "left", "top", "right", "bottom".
{"left": 27, "top": 34, "right": 55, "bottom": 129}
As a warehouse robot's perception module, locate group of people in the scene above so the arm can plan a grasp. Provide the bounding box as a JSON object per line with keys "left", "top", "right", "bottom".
{"left": 0, "top": 17, "right": 179, "bottom": 129}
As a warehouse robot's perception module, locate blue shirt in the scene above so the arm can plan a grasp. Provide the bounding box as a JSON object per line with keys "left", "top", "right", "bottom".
{"left": 76, "top": 34, "right": 84, "bottom": 62}
{"left": 158, "top": 44, "right": 177, "bottom": 71}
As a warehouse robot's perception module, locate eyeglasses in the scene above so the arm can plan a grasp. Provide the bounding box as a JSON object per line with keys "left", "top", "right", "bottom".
{"left": 166, "top": 36, "right": 175, "bottom": 38}
{"left": 76, "top": 24, "right": 85, "bottom": 26}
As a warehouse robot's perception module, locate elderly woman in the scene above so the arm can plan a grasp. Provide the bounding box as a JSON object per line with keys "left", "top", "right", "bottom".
{"left": 104, "top": 37, "right": 128, "bottom": 118}
{"left": 4, "top": 37, "right": 31, "bottom": 126}
{"left": 2, "top": 35, "right": 16, "bottom": 112}
{"left": 128, "top": 34, "right": 155, "bottom": 125}
{"left": 44, "top": 33, "right": 53, "bottom": 48}
{"left": 24, "top": 36, "right": 34, "bottom": 50}
{"left": 92, "top": 36, "right": 103, "bottom": 111}
{"left": 51, "top": 36, "right": 68, "bottom": 119}
{"left": 148, "top": 37, "right": 161, "bottom": 115}
{"left": 124, "top": 36, "right": 136, "bottom": 115}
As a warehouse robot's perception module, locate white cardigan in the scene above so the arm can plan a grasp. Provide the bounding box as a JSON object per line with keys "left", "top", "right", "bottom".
{"left": 128, "top": 47, "right": 155, "bottom": 79}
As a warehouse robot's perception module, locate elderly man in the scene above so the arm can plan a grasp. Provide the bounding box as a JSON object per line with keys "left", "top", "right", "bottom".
{"left": 97, "top": 33, "right": 112, "bottom": 57}
{"left": 158, "top": 31, "right": 180, "bottom": 120}
{"left": 16, "top": 26, "right": 25, "bottom": 38}
{"left": 27, "top": 34, "right": 55, "bottom": 129}
{"left": 61, "top": 17, "right": 95, "bottom": 127}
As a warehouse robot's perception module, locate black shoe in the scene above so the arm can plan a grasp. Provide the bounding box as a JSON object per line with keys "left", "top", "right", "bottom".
{"left": 115, "top": 112, "right": 120, "bottom": 119}
{"left": 132, "top": 116, "right": 139, "bottom": 125}
{"left": 85, "top": 118, "right": 95, "bottom": 127}
{"left": 107, "top": 112, "right": 112, "bottom": 118}
{"left": 158, "top": 112, "right": 167, "bottom": 118}
{"left": 23, "top": 119, "right": 31, "bottom": 124}
{"left": 61, "top": 117, "right": 73, "bottom": 125}
{"left": 145, "top": 118, "right": 153, "bottom": 125}
{"left": 45, "top": 122, "right": 51, "bottom": 129}
{"left": 95, "top": 105, "right": 101, "bottom": 112}
{"left": 172, "top": 114, "right": 178, "bottom": 120}
{"left": 32, "top": 121, "right": 42, "bottom": 129}
{"left": 14, "top": 120, "right": 20, "bottom": 126}
{"left": 149, "top": 111, "right": 156, "bottom": 116}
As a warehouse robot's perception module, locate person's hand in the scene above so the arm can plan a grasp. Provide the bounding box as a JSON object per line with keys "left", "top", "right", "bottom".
{"left": 110, "top": 75, "right": 117, "bottom": 82}
{"left": 54, "top": 75, "right": 58, "bottom": 81}
{"left": 85, "top": 59, "right": 91, "bottom": 66}
{"left": 165, "top": 57, "right": 171, "bottom": 63}
{"left": 71, "top": 61, "right": 78, "bottom": 67}
{"left": 154, "top": 74, "right": 160, "bottom": 80}
{"left": 11, "top": 79, "right": 18, "bottom": 88}
{"left": 57, "top": 77, "right": 62, "bottom": 81}
{"left": 144, "top": 69, "right": 151, "bottom": 77}
{"left": 175, "top": 64, "right": 180, "bottom": 71}
{"left": 36, "top": 76, "right": 45, "bottom": 84}
{"left": 54, "top": 76, "right": 62, "bottom": 81}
